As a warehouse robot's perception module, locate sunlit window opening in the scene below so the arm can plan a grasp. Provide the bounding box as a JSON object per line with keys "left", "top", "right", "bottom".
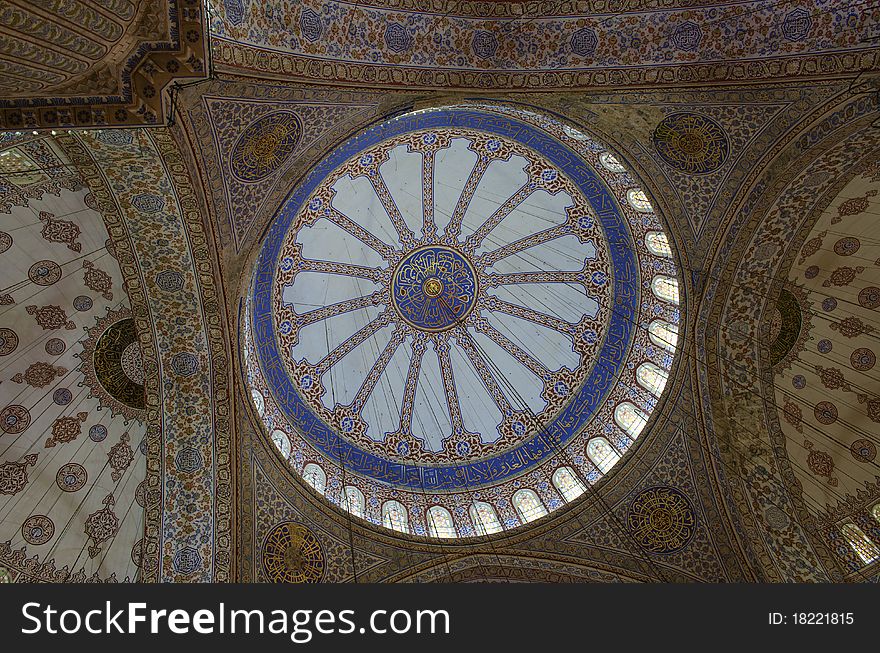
{"left": 470, "top": 502, "right": 504, "bottom": 536}
{"left": 302, "top": 463, "right": 326, "bottom": 494}
{"left": 649, "top": 320, "right": 679, "bottom": 353}
{"left": 841, "top": 523, "right": 880, "bottom": 565}
{"left": 614, "top": 403, "right": 650, "bottom": 439}
{"left": 627, "top": 188, "right": 654, "bottom": 212}
{"left": 600, "top": 151, "right": 627, "bottom": 173}
{"left": 645, "top": 231, "right": 672, "bottom": 257}
{"left": 512, "top": 489, "right": 548, "bottom": 524}
{"left": 552, "top": 466, "right": 587, "bottom": 502}
{"left": 427, "top": 505, "right": 457, "bottom": 538}
{"left": 344, "top": 486, "right": 365, "bottom": 519}
{"left": 382, "top": 500, "right": 409, "bottom": 534}
{"left": 637, "top": 362, "right": 669, "bottom": 397}
{"left": 652, "top": 275, "right": 680, "bottom": 305}
{"left": 586, "top": 437, "right": 621, "bottom": 473}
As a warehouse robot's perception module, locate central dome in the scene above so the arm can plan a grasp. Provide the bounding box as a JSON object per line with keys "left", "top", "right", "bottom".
{"left": 245, "top": 103, "right": 681, "bottom": 538}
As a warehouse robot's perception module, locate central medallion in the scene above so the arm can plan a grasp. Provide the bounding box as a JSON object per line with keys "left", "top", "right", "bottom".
{"left": 390, "top": 246, "right": 478, "bottom": 332}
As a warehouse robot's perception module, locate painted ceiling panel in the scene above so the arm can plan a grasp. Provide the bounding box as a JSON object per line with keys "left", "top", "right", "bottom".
{"left": 0, "top": 138, "right": 146, "bottom": 581}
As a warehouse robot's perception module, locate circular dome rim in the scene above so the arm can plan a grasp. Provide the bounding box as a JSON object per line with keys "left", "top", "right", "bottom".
{"left": 248, "top": 105, "right": 640, "bottom": 492}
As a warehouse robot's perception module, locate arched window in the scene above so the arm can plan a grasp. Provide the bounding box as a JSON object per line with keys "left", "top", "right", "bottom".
{"left": 651, "top": 275, "right": 680, "bottom": 305}
{"left": 251, "top": 389, "right": 265, "bottom": 416}
{"left": 841, "top": 523, "right": 880, "bottom": 565}
{"left": 586, "top": 437, "right": 621, "bottom": 473}
{"left": 427, "top": 506, "right": 457, "bottom": 539}
{"left": 552, "top": 466, "right": 586, "bottom": 502}
{"left": 302, "top": 463, "right": 326, "bottom": 494}
{"left": 512, "top": 489, "right": 548, "bottom": 524}
{"left": 469, "top": 502, "right": 503, "bottom": 536}
{"left": 382, "top": 500, "right": 409, "bottom": 533}
{"left": 627, "top": 189, "right": 653, "bottom": 212}
{"left": 614, "top": 402, "right": 649, "bottom": 439}
{"left": 649, "top": 320, "right": 678, "bottom": 353}
{"left": 600, "top": 152, "right": 626, "bottom": 173}
{"left": 636, "top": 362, "right": 669, "bottom": 397}
{"left": 344, "top": 486, "right": 365, "bottom": 519}
{"left": 645, "top": 231, "right": 672, "bottom": 257}
{"left": 271, "top": 429, "right": 291, "bottom": 459}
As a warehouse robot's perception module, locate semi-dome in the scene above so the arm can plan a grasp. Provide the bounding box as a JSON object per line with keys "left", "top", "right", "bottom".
{"left": 243, "top": 102, "right": 681, "bottom": 538}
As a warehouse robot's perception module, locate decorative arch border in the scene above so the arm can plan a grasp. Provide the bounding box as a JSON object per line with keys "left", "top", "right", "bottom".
{"left": 699, "top": 92, "right": 880, "bottom": 582}
{"left": 56, "top": 129, "right": 233, "bottom": 582}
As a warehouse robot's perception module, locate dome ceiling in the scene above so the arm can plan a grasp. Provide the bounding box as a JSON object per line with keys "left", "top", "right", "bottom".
{"left": 0, "top": 0, "right": 208, "bottom": 129}
{"left": 210, "top": 0, "right": 880, "bottom": 88}
{"left": 245, "top": 103, "right": 681, "bottom": 538}
{"left": 774, "top": 162, "right": 880, "bottom": 512}
{"left": 0, "top": 135, "right": 146, "bottom": 581}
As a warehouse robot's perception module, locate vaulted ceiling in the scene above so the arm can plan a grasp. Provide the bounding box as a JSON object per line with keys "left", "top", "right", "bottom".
{"left": 1, "top": 0, "right": 879, "bottom": 583}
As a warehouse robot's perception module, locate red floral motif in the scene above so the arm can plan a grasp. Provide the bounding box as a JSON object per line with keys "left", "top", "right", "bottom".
{"left": 108, "top": 432, "right": 134, "bottom": 482}
{"left": 829, "top": 316, "right": 875, "bottom": 338}
{"left": 804, "top": 440, "right": 837, "bottom": 487}
{"left": 832, "top": 189, "right": 877, "bottom": 224}
{"left": 782, "top": 400, "right": 802, "bottom": 432}
{"left": 0, "top": 454, "right": 38, "bottom": 495}
{"left": 798, "top": 230, "right": 826, "bottom": 264}
{"left": 822, "top": 266, "right": 864, "bottom": 287}
{"left": 857, "top": 394, "right": 880, "bottom": 423}
{"left": 813, "top": 365, "right": 852, "bottom": 393}
{"left": 44, "top": 412, "right": 88, "bottom": 448}
{"left": 84, "top": 494, "right": 119, "bottom": 558}
{"left": 82, "top": 260, "right": 113, "bottom": 301}
{"left": 11, "top": 361, "right": 67, "bottom": 388}
{"left": 25, "top": 304, "right": 75, "bottom": 330}
{"left": 38, "top": 211, "right": 82, "bottom": 252}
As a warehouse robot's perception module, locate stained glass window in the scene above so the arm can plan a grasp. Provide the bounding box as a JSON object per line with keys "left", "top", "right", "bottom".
{"left": 649, "top": 320, "right": 678, "bottom": 353}
{"left": 627, "top": 189, "right": 653, "bottom": 212}
{"left": 427, "top": 506, "right": 457, "bottom": 538}
{"left": 614, "top": 402, "right": 649, "bottom": 439}
{"left": 841, "top": 522, "right": 880, "bottom": 565}
{"left": 600, "top": 152, "right": 626, "bottom": 173}
{"left": 512, "top": 489, "right": 548, "bottom": 524}
{"left": 586, "top": 437, "right": 621, "bottom": 473}
{"left": 344, "top": 486, "right": 365, "bottom": 519}
{"left": 651, "top": 275, "right": 680, "bottom": 305}
{"left": 271, "top": 429, "right": 291, "bottom": 459}
{"left": 470, "top": 502, "right": 503, "bottom": 536}
{"left": 251, "top": 389, "right": 265, "bottom": 416}
{"left": 382, "top": 500, "right": 409, "bottom": 533}
{"left": 645, "top": 231, "right": 672, "bottom": 257}
{"left": 302, "top": 463, "right": 326, "bottom": 494}
{"left": 552, "top": 466, "right": 587, "bottom": 502}
{"left": 636, "top": 362, "right": 669, "bottom": 397}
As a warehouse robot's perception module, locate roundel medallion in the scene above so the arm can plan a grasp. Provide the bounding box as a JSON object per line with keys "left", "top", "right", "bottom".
{"left": 262, "top": 522, "right": 325, "bottom": 583}
{"left": 246, "top": 103, "right": 682, "bottom": 538}
{"left": 628, "top": 486, "right": 696, "bottom": 553}
{"left": 391, "top": 246, "right": 478, "bottom": 331}
{"left": 231, "top": 111, "right": 303, "bottom": 182}
{"left": 652, "top": 112, "right": 729, "bottom": 174}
